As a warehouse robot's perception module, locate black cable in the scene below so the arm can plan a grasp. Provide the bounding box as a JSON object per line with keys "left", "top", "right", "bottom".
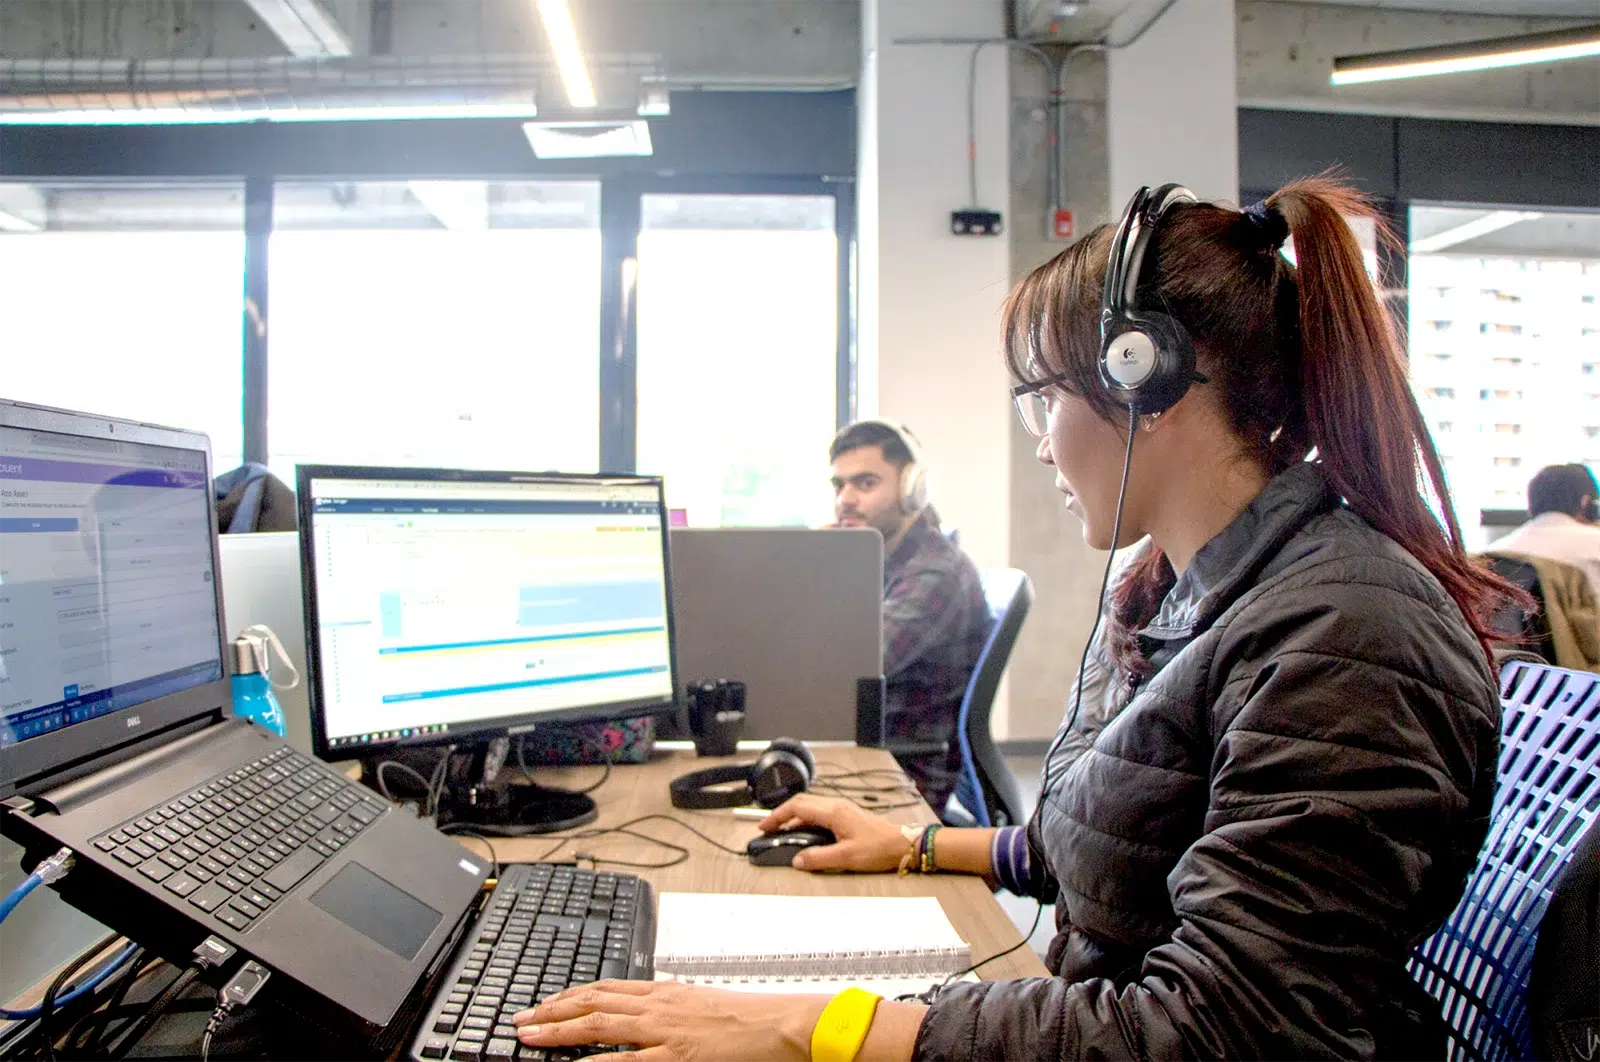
{"left": 427, "top": 744, "right": 456, "bottom": 819}
{"left": 65, "top": 947, "right": 152, "bottom": 1056}
{"left": 38, "top": 931, "right": 120, "bottom": 1062}
{"left": 438, "top": 825, "right": 501, "bottom": 881}
{"left": 103, "top": 965, "right": 205, "bottom": 1060}
{"left": 894, "top": 898, "right": 1046, "bottom": 1005}
{"left": 533, "top": 813, "right": 749, "bottom": 869}
{"left": 516, "top": 731, "right": 613, "bottom": 795}
{"left": 1040, "top": 406, "right": 1138, "bottom": 806}
{"left": 374, "top": 760, "right": 432, "bottom": 805}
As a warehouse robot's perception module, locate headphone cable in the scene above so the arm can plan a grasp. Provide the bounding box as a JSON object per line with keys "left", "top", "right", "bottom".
{"left": 1040, "top": 406, "right": 1138, "bottom": 805}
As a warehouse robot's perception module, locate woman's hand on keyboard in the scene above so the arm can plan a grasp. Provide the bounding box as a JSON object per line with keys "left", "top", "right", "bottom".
{"left": 757, "top": 794, "right": 908, "bottom": 873}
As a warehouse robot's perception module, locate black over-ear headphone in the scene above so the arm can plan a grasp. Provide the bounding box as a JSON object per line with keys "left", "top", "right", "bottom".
{"left": 668, "top": 738, "right": 815, "bottom": 810}
{"left": 1099, "top": 184, "right": 1201, "bottom": 416}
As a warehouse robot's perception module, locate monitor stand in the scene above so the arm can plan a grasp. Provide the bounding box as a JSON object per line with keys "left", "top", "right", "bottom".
{"left": 432, "top": 737, "right": 598, "bottom": 836}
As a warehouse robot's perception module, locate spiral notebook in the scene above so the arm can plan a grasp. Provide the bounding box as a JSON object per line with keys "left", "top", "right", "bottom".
{"left": 653, "top": 892, "right": 975, "bottom": 997}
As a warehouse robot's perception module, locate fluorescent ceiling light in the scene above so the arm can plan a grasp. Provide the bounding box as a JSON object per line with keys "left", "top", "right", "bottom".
{"left": 0, "top": 102, "right": 539, "bottom": 125}
{"left": 1332, "top": 25, "right": 1600, "bottom": 85}
{"left": 535, "top": 0, "right": 597, "bottom": 109}
{"left": 243, "top": 0, "right": 354, "bottom": 58}
{"left": 1411, "top": 211, "right": 1543, "bottom": 254}
{"left": 408, "top": 180, "right": 490, "bottom": 231}
{"left": 0, "top": 209, "right": 41, "bottom": 233}
{"left": 523, "top": 119, "right": 652, "bottom": 159}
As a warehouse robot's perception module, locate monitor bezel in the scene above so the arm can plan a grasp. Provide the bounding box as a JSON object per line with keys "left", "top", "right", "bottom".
{"left": 0, "top": 399, "right": 231, "bottom": 800}
{"left": 294, "top": 463, "right": 679, "bottom": 762}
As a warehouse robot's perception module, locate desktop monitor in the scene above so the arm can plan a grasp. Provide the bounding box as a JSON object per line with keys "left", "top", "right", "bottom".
{"left": 294, "top": 465, "right": 677, "bottom": 833}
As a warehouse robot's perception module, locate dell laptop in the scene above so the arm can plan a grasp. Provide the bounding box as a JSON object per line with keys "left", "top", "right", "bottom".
{"left": 0, "top": 400, "right": 488, "bottom": 1046}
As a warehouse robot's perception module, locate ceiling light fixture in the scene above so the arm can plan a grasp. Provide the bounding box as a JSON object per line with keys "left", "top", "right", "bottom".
{"left": 535, "top": 0, "right": 597, "bottom": 108}
{"left": 1411, "top": 211, "right": 1543, "bottom": 255}
{"left": 1332, "top": 24, "right": 1600, "bottom": 85}
{"left": 523, "top": 119, "right": 652, "bottom": 159}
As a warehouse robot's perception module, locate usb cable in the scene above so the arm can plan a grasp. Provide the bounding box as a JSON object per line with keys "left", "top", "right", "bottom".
{"left": 200, "top": 961, "right": 272, "bottom": 1061}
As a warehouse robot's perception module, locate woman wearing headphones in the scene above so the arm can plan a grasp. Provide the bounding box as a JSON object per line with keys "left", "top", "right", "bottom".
{"left": 510, "top": 176, "right": 1514, "bottom": 1060}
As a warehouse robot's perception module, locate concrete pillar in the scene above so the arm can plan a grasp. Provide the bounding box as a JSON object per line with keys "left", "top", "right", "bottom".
{"left": 1108, "top": 0, "right": 1239, "bottom": 211}
{"left": 857, "top": 0, "right": 1013, "bottom": 574}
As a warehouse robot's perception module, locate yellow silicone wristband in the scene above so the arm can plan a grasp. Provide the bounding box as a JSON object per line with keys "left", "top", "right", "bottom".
{"left": 810, "top": 986, "right": 883, "bottom": 1062}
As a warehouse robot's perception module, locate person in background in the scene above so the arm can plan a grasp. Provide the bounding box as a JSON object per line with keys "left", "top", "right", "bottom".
{"left": 508, "top": 176, "right": 1519, "bottom": 1061}
{"left": 825, "top": 419, "right": 989, "bottom": 813}
{"left": 1493, "top": 463, "right": 1600, "bottom": 597}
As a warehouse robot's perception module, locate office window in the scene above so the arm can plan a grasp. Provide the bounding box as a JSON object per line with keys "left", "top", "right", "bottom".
{"left": 0, "top": 181, "right": 246, "bottom": 472}
{"left": 635, "top": 193, "right": 838, "bottom": 526}
{"left": 1426, "top": 387, "right": 1456, "bottom": 400}
{"left": 1429, "top": 320, "right": 1454, "bottom": 332}
{"left": 266, "top": 180, "right": 602, "bottom": 482}
{"left": 1408, "top": 205, "right": 1600, "bottom": 550}
{"left": 1435, "top": 421, "right": 1454, "bottom": 433}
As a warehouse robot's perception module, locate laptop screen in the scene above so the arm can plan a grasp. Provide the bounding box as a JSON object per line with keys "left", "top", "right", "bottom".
{"left": 0, "top": 424, "right": 225, "bottom": 748}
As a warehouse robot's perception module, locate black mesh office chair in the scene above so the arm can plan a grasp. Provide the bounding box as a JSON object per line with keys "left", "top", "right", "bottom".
{"left": 945, "top": 569, "right": 1033, "bottom": 828}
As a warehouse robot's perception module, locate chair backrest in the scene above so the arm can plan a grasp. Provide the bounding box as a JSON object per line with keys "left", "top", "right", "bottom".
{"left": 951, "top": 568, "right": 1033, "bottom": 828}
{"left": 1409, "top": 662, "right": 1600, "bottom": 1062}
{"left": 1481, "top": 554, "right": 1557, "bottom": 664}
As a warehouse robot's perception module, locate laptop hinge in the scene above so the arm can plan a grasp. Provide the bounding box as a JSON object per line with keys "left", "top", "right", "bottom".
{"left": 28, "top": 714, "right": 240, "bottom": 817}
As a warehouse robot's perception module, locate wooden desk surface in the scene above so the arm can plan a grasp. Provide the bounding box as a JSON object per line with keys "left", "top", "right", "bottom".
{"left": 475, "top": 744, "right": 1050, "bottom": 983}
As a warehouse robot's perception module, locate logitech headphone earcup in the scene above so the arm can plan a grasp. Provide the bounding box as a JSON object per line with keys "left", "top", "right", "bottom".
{"left": 750, "top": 738, "right": 813, "bottom": 808}
{"left": 1101, "top": 311, "right": 1196, "bottom": 416}
{"left": 765, "top": 737, "right": 815, "bottom": 779}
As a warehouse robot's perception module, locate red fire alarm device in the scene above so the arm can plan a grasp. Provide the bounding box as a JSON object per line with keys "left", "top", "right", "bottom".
{"left": 1052, "top": 208, "right": 1074, "bottom": 240}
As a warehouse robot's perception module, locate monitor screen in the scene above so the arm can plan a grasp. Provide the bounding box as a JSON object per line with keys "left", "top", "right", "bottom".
{"left": 0, "top": 423, "right": 224, "bottom": 748}
{"left": 299, "top": 469, "right": 676, "bottom": 756}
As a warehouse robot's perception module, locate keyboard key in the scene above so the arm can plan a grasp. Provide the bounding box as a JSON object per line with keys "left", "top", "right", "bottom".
{"left": 450, "top": 1043, "right": 482, "bottom": 1062}
{"left": 109, "top": 830, "right": 130, "bottom": 844}
{"left": 172, "top": 843, "right": 202, "bottom": 862}
{"left": 139, "top": 860, "right": 175, "bottom": 883}
{"left": 216, "top": 873, "right": 246, "bottom": 893}
{"left": 198, "top": 856, "right": 228, "bottom": 876}
{"left": 238, "top": 858, "right": 268, "bottom": 879}
{"left": 163, "top": 872, "right": 202, "bottom": 897}
{"left": 112, "top": 846, "right": 143, "bottom": 867}
{"left": 433, "top": 1015, "right": 460, "bottom": 1034}
{"left": 484, "top": 1039, "right": 517, "bottom": 1062}
{"left": 189, "top": 883, "right": 230, "bottom": 912}
{"left": 216, "top": 907, "right": 252, "bottom": 931}
{"left": 160, "top": 850, "right": 189, "bottom": 870}
{"left": 94, "top": 837, "right": 117, "bottom": 852}
{"left": 233, "top": 899, "right": 262, "bottom": 919}
{"left": 492, "top": 1025, "right": 518, "bottom": 1041}
{"left": 241, "top": 888, "right": 274, "bottom": 910}
{"left": 154, "top": 826, "right": 182, "bottom": 845}
{"left": 420, "top": 1037, "right": 449, "bottom": 1059}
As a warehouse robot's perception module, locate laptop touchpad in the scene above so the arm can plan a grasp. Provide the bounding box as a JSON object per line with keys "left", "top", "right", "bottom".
{"left": 310, "top": 863, "right": 441, "bottom": 961}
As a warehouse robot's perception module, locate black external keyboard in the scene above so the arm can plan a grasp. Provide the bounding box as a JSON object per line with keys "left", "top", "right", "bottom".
{"left": 90, "top": 745, "right": 387, "bottom": 934}
{"left": 410, "top": 863, "right": 656, "bottom": 1062}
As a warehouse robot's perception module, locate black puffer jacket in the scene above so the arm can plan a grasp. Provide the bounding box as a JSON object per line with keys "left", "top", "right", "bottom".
{"left": 914, "top": 463, "right": 1500, "bottom": 1060}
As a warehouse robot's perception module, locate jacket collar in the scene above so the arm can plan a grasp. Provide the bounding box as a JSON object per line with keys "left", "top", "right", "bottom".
{"left": 885, "top": 510, "right": 940, "bottom": 580}
{"left": 1141, "top": 461, "right": 1339, "bottom": 642}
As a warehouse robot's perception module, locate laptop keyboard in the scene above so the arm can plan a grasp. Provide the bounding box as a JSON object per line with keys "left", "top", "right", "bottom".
{"left": 91, "top": 745, "right": 386, "bottom": 934}
{"left": 411, "top": 863, "right": 655, "bottom": 1062}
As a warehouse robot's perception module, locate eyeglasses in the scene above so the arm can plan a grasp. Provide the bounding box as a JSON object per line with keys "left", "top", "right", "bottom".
{"left": 1011, "top": 372, "right": 1074, "bottom": 438}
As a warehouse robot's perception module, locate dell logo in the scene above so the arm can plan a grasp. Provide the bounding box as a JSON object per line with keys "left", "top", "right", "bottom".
{"left": 126, "top": 715, "right": 141, "bottom": 728}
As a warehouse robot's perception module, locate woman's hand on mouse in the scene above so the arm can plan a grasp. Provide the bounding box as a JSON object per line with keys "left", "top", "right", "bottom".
{"left": 758, "top": 794, "right": 908, "bottom": 872}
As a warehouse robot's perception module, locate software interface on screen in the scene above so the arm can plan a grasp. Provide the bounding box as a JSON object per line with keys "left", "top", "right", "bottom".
{"left": 0, "top": 424, "right": 223, "bottom": 748}
{"left": 305, "top": 476, "right": 673, "bottom": 750}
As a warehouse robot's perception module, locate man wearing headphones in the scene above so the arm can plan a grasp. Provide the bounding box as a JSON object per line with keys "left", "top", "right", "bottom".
{"left": 827, "top": 420, "right": 989, "bottom": 813}
{"left": 1495, "top": 463, "right": 1600, "bottom": 596}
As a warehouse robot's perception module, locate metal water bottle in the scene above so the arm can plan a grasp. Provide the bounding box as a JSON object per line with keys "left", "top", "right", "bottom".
{"left": 231, "top": 632, "right": 287, "bottom": 737}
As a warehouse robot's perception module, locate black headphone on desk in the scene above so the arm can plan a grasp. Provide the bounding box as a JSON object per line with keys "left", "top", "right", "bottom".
{"left": 1099, "top": 183, "right": 1203, "bottom": 416}
{"left": 668, "top": 738, "right": 815, "bottom": 810}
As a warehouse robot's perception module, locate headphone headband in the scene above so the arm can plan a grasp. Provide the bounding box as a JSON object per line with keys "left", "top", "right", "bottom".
{"left": 1097, "top": 184, "right": 1201, "bottom": 416}
{"left": 1101, "top": 183, "right": 1196, "bottom": 335}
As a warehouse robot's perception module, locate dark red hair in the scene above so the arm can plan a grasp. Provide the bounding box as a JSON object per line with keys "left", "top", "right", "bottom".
{"left": 1003, "top": 176, "right": 1519, "bottom": 675}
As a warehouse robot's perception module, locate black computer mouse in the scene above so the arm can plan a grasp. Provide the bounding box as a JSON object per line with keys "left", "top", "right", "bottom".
{"left": 746, "top": 826, "right": 837, "bottom": 867}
